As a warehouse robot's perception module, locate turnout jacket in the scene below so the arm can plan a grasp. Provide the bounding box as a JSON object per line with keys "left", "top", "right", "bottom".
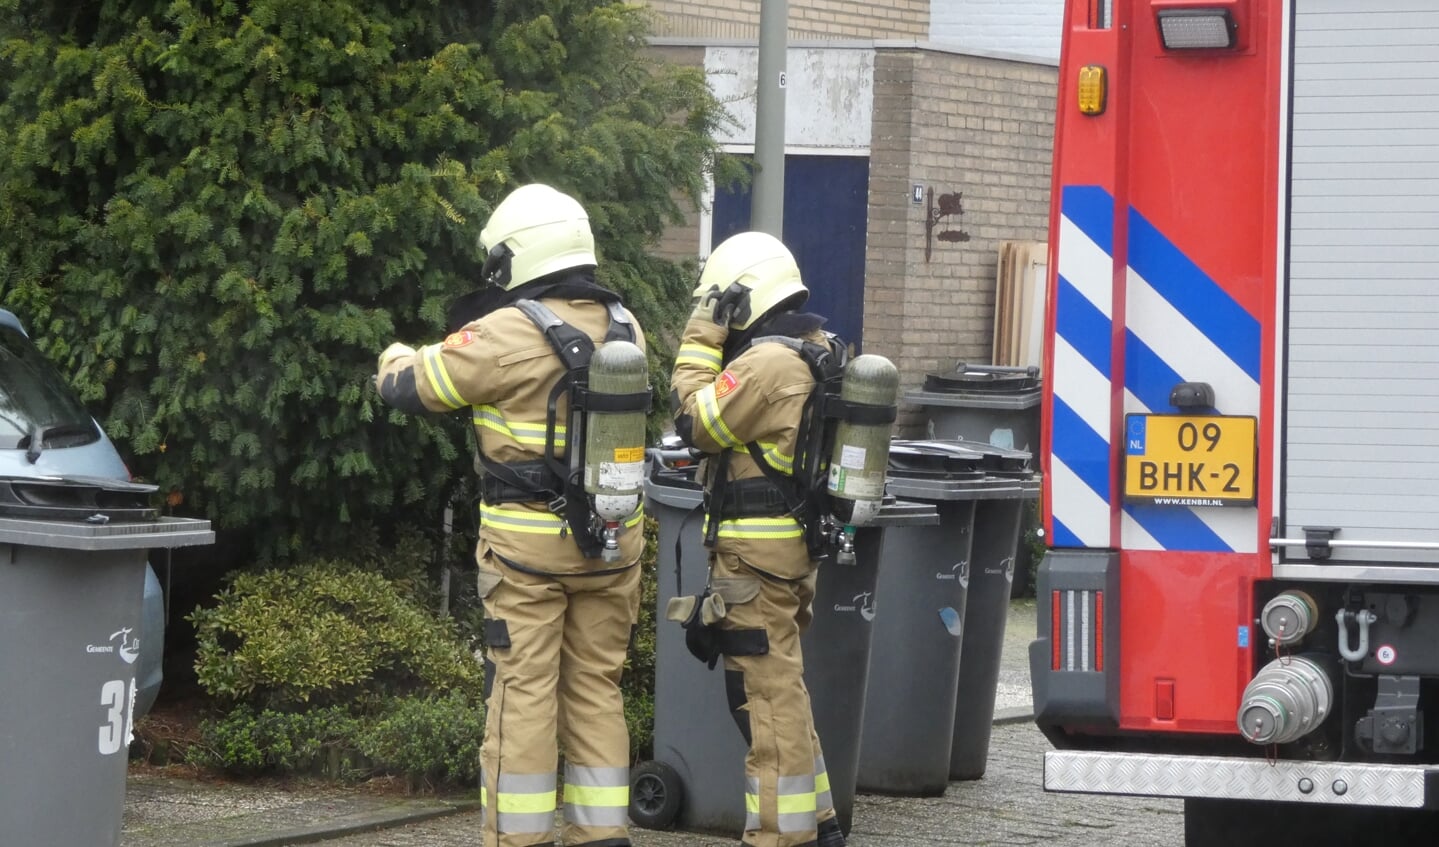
{"left": 670, "top": 316, "right": 832, "bottom": 579}
{"left": 379, "top": 297, "right": 646, "bottom": 575}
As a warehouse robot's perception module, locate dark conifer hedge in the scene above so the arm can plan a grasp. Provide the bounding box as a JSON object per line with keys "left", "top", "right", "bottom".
{"left": 0, "top": 0, "right": 729, "bottom": 557}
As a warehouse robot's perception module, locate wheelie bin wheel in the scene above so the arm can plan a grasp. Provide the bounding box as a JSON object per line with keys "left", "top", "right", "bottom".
{"left": 629, "top": 760, "right": 684, "bottom": 830}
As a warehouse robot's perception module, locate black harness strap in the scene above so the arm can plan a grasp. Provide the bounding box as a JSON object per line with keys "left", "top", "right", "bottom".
{"left": 709, "top": 333, "right": 850, "bottom": 559}
{"left": 476, "top": 298, "right": 638, "bottom": 558}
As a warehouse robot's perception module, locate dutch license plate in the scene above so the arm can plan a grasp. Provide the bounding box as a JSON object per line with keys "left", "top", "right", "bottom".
{"left": 1123, "top": 414, "right": 1257, "bottom": 506}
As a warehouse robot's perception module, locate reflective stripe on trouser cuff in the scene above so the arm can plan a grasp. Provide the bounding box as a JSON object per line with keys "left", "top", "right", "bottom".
{"left": 421, "top": 344, "right": 466, "bottom": 409}
{"left": 479, "top": 768, "right": 488, "bottom": 827}
{"left": 481, "top": 503, "right": 645, "bottom": 535}
{"left": 703, "top": 515, "right": 804, "bottom": 540}
{"left": 815, "top": 756, "right": 834, "bottom": 815}
{"left": 496, "top": 772, "right": 557, "bottom": 835}
{"left": 696, "top": 383, "right": 742, "bottom": 448}
{"left": 677, "top": 342, "right": 723, "bottom": 372}
{"left": 475, "top": 405, "right": 567, "bottom": 449}
{"left": 745, "top": 774, "right": 819, "bottom": 834}
{"left": 777, "top": 773, "right": 819, "bottom": 833}
{"left": 563, "top": 764, "right": 630, "bottom": 828}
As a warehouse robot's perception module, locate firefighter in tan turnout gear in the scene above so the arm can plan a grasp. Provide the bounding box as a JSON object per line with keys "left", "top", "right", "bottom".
{"left": 668, "top": 231, "right": 849, "bottom": 847}
{"left": 376, "top": 184, "right": 647, "bottom": 847}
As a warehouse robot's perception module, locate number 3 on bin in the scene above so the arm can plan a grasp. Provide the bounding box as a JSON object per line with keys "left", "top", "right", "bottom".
{"left": 98, "top": 678, "right": 135, "bottom": 755}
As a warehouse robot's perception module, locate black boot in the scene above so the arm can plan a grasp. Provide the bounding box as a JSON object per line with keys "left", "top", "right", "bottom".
{"left": 818, "top": 817, "right": 846, "bottom": 847}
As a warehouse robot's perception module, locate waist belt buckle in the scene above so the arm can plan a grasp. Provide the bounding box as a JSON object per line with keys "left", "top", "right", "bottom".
{"left": 547, "top": 494, "right": 568, "bottom": 516}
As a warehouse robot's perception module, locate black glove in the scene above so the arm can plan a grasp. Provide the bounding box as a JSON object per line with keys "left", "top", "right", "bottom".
{"left": 709, "top": 282, "right": 752, "bottom": 328}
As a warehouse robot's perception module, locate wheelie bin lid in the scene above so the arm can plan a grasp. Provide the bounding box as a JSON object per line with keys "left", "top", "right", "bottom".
{"left": 890, "top": 439, "right": 1033, "bottom": 475}
{"left": 645, "top": 463, "right": 704, "bottom": 510}
{"left": 886, "top": 440, "right": 1039, "bottom": 502}
{"left": 908, "top": 363, "right": 1042, "bottom": 409}
{"left": 0, "top": 475, "right": 214, "bottom": 550}
{"left": 0, "top": 474, "right": 157, "bottom": 522}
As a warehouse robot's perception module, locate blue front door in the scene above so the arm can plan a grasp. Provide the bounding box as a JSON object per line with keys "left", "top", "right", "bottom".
{"left": 712, "top": 155, "right": 870, "bottom": 349}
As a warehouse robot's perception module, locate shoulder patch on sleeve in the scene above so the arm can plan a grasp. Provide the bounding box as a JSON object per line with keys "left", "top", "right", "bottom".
{"left": 443, "top": 331, "right": 475, "bottom": 348}
{"left": 715, "top": 370, "right": 740, "bottom": 398}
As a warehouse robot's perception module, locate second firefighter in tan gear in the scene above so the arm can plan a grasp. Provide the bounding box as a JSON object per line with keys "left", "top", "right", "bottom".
{"left": 668, "top": 231, "right": 846, "bottom": 847}
{"left": 377, "top": 184, "right": 644, "bottom": 847}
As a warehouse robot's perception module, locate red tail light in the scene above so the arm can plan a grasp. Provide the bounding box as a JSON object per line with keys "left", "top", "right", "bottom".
{"left": 1051, "top": 590, "right": 1063, "bottom": 671}
{"left": 1094, "top": 590, "right": 1105, "bottom": 672}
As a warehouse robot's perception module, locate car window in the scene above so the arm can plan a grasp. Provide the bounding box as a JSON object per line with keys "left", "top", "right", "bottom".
{"left": 0, "top": 325, "right": 99, "bottom": 451}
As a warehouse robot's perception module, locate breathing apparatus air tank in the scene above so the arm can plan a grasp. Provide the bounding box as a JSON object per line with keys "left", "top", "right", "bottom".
{"left": 826, "top": 354, "right": 900, "bottom": 564}
{"left": 583, "top": 340, "right": 649, "bottom": 562}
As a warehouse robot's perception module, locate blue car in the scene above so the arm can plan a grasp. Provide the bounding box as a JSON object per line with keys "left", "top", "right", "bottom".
{"left": 0, "top": 309, "right": 166, "bottom": 720}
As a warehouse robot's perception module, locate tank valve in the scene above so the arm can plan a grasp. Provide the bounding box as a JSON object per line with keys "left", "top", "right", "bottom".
{"left": 601, "top": 523, "right": 622, "bottom": 563}
{"left": 834, "top": 526, "right": 858, "bottom": 566}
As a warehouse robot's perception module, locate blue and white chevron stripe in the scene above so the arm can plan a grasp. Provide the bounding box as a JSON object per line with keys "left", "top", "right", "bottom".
{"left": 1051, "top": 186, "right": 1261, "bottom": 554}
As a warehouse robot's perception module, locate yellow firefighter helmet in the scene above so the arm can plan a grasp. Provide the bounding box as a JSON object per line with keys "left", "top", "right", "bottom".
{"left": 695, "top": 231, "right": 809, "bottom": 330}
{"left": 478, "top": 184, "right": 597, "bottom": 290}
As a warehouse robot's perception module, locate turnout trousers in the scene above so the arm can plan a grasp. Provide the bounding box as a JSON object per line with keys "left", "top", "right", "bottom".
{"left": 712, "top": 550, "right": 840, "bottom": 847}
{"left": 477, "top": 557, "right": 642, "bottom": 847}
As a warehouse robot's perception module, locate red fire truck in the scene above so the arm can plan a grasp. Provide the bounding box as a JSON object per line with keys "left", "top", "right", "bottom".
{"left": 1031, "top": 0, "right": 1439, "bottom": 843}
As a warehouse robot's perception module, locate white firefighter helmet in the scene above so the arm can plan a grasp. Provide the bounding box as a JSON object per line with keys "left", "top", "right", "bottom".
{"left": 478, "top": 184, "right": 597, "bottom": 290}
{"left": 696, "top": 231, "right": 808, "bottom": 330}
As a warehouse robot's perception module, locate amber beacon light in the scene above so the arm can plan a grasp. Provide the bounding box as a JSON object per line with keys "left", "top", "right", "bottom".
{"left": 1077, "top": 65, "right": 1107, "bottom": 116}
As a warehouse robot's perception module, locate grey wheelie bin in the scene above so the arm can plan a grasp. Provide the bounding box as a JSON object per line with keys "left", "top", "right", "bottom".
{"left": 906, "top": 364, "right": 1044, "bottom": 597}
{"left": 931, "top": 441, "right": 1040, "bottom": 780}
{"left": 634, "top": 461, "right": 936, "bottom": 837}
{"left": 0, "top": 476, "right": 213, "bottom": 847}
{"left": 903, "top": 363, "right": 1041, "bottom": 453}
{"left": 855, "top": 442, "right": 990, "bottom": 796}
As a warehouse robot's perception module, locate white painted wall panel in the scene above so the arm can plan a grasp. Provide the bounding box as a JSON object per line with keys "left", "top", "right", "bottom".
{"left": 704, "top": 46, "right": 873, "bottom": 150}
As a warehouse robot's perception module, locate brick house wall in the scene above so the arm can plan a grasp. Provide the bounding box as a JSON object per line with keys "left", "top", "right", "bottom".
{"left": 644, "top": 45, "right": 708, "bottom": 267}
{"left": 645, "top": 0, "right": 928, "bottom": 41}
{"left": 640, "top": 22, "right": 1058, "bottom": 433}
{"left": 864, "top": 48, "right": 1056, "bottom": 432}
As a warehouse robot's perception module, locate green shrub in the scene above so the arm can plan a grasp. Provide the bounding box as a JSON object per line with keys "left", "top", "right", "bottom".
{"left": 354, "top": 692, "right": 484, "bottom": 790}
{"left": 190, "top": 561, "right": 483, "bottom": 709}
{"left": 190, "top": 695, "right": 482, "bottom": 789}
{"left": 190, "top": 704, "right": 358, "bottom": 775}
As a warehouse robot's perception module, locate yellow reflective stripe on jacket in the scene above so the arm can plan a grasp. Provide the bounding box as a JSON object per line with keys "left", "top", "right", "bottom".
{"left": 755, "top": 441, "right": 794, "bottom": 474}
{"left": 473, "top": 405, "right": 567, "bottom": 448}
{"left": 677, "top": 341, "right": 723, "bottom": 373}
{"left": 481, "top": 503, "right": 644, "bottom": 535}
{"left": 421, "top": 345, "right": 466, "bottom": 410}
{"left": 696, "top": 383, "right": 742, "bottom": 448}
{"left": 704, "top": 515, "right": 804, "bottom": 540}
